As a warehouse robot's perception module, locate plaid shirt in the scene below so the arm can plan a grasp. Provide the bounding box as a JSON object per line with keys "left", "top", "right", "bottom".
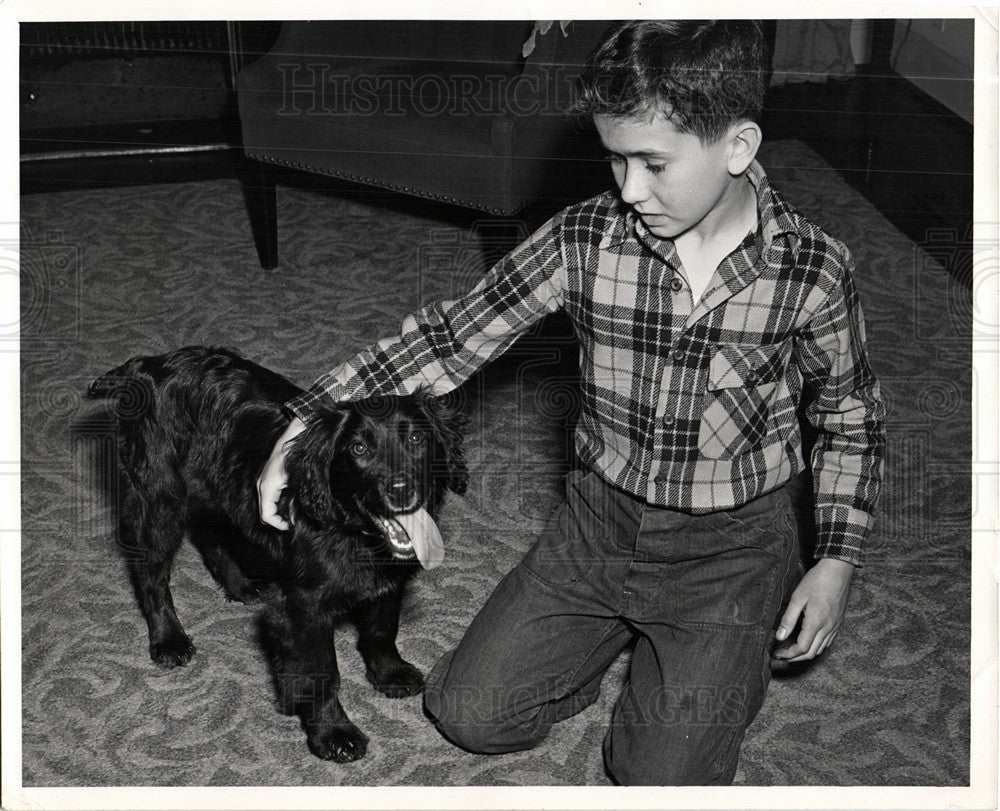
{"left": 289, "top": 161, "right": 886, "bottom": 565}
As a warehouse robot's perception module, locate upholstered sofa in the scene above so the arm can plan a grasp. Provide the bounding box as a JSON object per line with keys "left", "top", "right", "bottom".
{"left": 236, "top": 20, "right": 614, "bottom": 266}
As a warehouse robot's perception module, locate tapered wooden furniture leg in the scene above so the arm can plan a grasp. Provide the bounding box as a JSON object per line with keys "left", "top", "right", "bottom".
{"left": 243, "top": 159, "right": 278, "bottom": 269}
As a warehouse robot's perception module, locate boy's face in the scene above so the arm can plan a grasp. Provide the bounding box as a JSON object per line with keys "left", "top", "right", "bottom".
{"left": 594, "top": 113, "right": 747, "bottom": 242}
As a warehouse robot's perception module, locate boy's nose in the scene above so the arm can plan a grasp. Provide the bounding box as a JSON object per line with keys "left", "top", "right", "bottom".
{"left": 617, "top": 163, "right": 646, "bottom": 206}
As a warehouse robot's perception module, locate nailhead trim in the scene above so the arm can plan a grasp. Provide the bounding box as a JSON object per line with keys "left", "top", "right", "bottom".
{"left": 246, "top": 152, "right": 525, "bottom": 215}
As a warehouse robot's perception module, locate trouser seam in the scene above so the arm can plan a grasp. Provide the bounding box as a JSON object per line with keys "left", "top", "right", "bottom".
{"left": 710, "top": 502, "right": 798, "bottom": 780}
{"left": 708, "top": 625, "right": 769, "bottom": 781}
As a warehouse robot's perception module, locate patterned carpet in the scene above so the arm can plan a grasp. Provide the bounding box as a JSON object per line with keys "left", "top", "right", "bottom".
{"left": 19, "top": 139, "right": 971, "bottom": 787}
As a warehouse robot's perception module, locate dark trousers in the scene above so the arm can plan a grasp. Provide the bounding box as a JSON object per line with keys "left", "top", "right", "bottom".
{"left": 423, "top": 469, "right": 802, "bottom": 785}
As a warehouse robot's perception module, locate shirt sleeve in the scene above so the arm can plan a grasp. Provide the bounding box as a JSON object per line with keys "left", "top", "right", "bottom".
{"left": 286, "top": 214, "right": 568, "bottom": 420}
{"left": 793, "top": 245, "right": 887, "bottom": 566}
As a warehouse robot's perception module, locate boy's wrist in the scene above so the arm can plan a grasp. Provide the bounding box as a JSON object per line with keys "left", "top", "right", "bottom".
{"left": 284, "top": 401, "right": 312, "bottom": 424}
{"left": 813, "top": 556, "right": 858, "bottom": 575}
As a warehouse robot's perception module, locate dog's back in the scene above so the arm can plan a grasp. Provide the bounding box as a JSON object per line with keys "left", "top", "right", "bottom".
{"left": 92, "top": 346, "right": 300, "bottom": 471}
{"left": 90, "top": 345, "right": 301, "bottom": 418}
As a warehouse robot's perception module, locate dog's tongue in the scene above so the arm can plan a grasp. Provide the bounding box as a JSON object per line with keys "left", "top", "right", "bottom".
{"left": 395, "top": 507, "right": 445, "bottom": 569}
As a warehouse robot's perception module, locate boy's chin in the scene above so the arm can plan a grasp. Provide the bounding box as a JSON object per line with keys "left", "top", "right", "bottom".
{"left": 642, "top": 218, "right": 684, "bottom": 240}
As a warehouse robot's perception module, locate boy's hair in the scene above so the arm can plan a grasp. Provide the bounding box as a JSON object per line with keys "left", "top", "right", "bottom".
{"left": 569, "top": 20, "right": 769, "bottom": 143}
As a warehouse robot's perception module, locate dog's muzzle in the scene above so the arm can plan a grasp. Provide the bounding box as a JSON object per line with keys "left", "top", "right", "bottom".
{"left": 380, "top": 474, "right": 420, "bottom": 513}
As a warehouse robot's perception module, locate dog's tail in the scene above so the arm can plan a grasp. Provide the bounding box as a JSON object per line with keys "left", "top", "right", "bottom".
{"left": 87, "top": 356, "right": 159, "bottom": 418}
{"left": 88, "top": 357, "right": 144, "bottom": 398}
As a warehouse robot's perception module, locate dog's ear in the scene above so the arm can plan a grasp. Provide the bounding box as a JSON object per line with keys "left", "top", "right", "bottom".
{"left": 284, "top": 409, "right": 350, "bottom": 523}
{"left": 420, "top": 391, "right": 468, "bottom": 496}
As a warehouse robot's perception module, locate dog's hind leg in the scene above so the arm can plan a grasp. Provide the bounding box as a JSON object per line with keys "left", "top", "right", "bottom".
{"left": 354, "top": 587, "right": 424, "bottom": 698}
{"left": 119, "top": 486, "right": 196, "bottom": 668}
{"left": 266, "top": 597, "right": 369, "bottom": 762}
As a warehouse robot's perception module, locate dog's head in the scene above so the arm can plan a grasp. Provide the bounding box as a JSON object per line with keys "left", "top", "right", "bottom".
{"left": 283, "top": 392, "right": 467, "bottom": 563}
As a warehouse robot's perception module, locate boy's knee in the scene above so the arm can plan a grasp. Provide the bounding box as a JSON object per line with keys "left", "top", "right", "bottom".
{"left": 603, "top": 720, "right": 742, "bottom": 786}
{"left": 425, "top": 699, "right": 521, "bottom": 754}
{"left": 605, "top": 748, "right": 737, "bottom": 786}
{"left": 423, "top": 653, "right": 547, "bottom": 755}
{"left": 423, "top": 673, "right": 496, "bottom": 753}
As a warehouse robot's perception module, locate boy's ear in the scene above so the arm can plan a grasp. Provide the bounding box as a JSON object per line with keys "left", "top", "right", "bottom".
{"left": 727, "top": 121, "right": 762, "bottom": 176}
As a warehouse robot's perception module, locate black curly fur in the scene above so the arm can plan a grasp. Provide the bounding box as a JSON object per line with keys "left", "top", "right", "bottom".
{"left": 88, "top": 346, "right": 467, "bottom": 762}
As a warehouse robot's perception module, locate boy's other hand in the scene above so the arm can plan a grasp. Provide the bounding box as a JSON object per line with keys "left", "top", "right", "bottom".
{"left": 773, "top": 557, "right": 855, "bottom": 662}
{"left": 257, "top": 416, "right": 308, "bottom": 530}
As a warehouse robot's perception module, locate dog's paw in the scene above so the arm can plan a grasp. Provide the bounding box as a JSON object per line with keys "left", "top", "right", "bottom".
{"left": 367, "top": 661, "right": 424, "bottom": 698}
{"left": 307, "top": 724, "right": 369, "bottom": 762}
{"left": 150, "top": 634, "right": 196, "bottom": 668}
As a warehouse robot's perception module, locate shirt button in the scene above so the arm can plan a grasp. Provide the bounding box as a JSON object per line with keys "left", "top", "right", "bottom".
{"left": 746, "top": 369, "right": 759, "bottom": 383}
{"left": 672, "top": 348, "right": 684, "bottom": 362}
{"left": 654, "top": 474, "right": 667, "bottom": 485}
{"left": 669, "top": 278, "right": 683, "bottom": 292}
{"left": 663, "top": 414, "right": 675, "bottom": 426}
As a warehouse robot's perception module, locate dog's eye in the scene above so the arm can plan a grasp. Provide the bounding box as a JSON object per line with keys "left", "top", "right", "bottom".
{"left": 349, "top": 441, "right": 369, "bottom": 457}
{"left": 407, "top": 431, "right": 427, "bottom": 446}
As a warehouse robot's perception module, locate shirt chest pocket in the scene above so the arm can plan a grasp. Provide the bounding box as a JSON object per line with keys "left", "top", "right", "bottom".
{"left": 697, "top": 342, "right": 787, "bottom": 460}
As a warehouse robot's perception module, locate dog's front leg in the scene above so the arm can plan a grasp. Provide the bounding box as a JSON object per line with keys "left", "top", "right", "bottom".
{"left": 354, "top": 587, "right": 424, "bottom": 698}
{"left": 274, "top": 597, "right": 368, "bottom": 762}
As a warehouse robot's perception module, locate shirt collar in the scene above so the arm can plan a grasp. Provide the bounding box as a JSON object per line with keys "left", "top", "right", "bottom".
{"left": 601, "top": 196, "right": 634, "bottom": 249}
{"left": 600, "top": 160, "right": 802, "bottom": 261}
{"left": 746, "top": 160, "right": 801, "bottom": 260}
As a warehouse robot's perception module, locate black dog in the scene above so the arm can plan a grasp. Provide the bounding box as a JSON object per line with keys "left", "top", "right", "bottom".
{"left": 88, "top": 346, "right": 467, "bottom": 761}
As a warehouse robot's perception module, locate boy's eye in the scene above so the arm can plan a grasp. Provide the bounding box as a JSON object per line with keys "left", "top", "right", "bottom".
{"left": 604, "top": 154, "right": 664, "bottom": 175}
{"left": 349, "top": 441, "right": 369, "bottom": 457}
{"left": 407, "top": 431, "right": 427, "bottom": 446}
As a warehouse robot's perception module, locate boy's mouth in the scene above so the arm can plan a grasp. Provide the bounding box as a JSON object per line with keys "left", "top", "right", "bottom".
{"left": 637, "top": 213, "right": 676, "bottom": 233}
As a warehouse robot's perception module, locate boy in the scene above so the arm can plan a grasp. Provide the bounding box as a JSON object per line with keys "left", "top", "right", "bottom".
{"left": 257, "top": 20, "right": 885, "bottom": 785}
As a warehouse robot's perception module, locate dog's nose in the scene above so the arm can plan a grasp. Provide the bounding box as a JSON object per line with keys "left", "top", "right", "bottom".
{"left": 386, "top": 474, "right": 417, "bottom": 509}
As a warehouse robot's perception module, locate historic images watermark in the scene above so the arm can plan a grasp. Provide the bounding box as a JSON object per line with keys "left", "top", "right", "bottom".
{"left": 275, "top": 64, "right": 582, "bottom": 119}
{"left": 5, "top": 223, "right": 83, "bottom": 352}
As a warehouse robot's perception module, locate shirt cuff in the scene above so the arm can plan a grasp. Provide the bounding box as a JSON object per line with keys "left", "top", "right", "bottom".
{"left": 813, "top": 503, "right": 874, "bottom": 567}
{"left": 285, "top": 383, "right": 347, "bottom": 423}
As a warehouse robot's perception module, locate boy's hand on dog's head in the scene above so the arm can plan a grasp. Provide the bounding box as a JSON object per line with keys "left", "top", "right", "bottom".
{"left": 258, "top": 416, "right": 308, "bottom": 530}
{"left": 773, "top": 557, "right": 855, "bottom": 662}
